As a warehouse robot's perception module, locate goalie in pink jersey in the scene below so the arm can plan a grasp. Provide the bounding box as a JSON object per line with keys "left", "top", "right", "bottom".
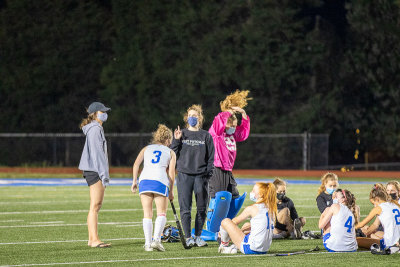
{"left": 208, "top": 90, "right": 251, "bottom": 201}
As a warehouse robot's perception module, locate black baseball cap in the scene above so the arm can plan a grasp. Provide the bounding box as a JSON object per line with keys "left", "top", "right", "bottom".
{"left": 87, "top": 102, "right": 111, "bottom": 114}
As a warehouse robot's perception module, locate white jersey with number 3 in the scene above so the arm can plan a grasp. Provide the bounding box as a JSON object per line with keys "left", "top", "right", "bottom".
{"left": 379, "top": 202, "right": 400, "bottom": 247}
{"left": 326, "top": 204, "right": 358, "bottom": 251}
{"left": 139, "top": 144, "right": 171, "bottom": 187}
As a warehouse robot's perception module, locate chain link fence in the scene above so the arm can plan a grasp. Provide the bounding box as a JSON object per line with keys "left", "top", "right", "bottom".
{"left": 0, "top": 133, "right": 329, "bottom": 170}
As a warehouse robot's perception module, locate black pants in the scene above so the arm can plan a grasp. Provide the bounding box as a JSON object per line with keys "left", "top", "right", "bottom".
{"left": 176, "top": 172, "right": 209, "bottom": 238}
{"left": 208, "top": 167, "right": 239, "bottom": 199}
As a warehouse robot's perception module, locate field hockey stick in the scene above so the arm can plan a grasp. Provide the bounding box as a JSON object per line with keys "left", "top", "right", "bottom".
{"left": 274, "top": 246, "right": 320, "bottom": 256}
{"left": 169, "top": 200, "right": 192, "bottom": 249}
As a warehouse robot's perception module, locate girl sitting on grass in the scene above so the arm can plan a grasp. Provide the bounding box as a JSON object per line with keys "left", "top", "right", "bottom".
{"left": 356, "top": 185, "right": 400, "bottom": 250}
{"left": 316, "top": 172, "right": 339, "bottom": 214}
{"left": 319, "top": 189, "right": 358, "bottom": 252}
{"left": 218, "top": 182, "right": 276, "bottom": 254}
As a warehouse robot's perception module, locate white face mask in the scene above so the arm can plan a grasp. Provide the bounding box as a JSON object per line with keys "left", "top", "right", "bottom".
{"left": 97, "top": 112, "right": 108, "bottom": 122}
{"left": 333, "top": 199, "right": 339, "bottom": 204}
{"left": 249, "top": 192, "right": 257, "bottom": 202}
{"left": 226, "top": 127, "right": 236, "bottom": 135}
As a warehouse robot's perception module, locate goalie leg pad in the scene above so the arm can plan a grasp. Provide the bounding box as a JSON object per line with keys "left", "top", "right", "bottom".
{"left": 206, "top": 191, "right": 232, "bottom": 233}
{"left": 227, "top": 192, "right": 247, "bottom": 219}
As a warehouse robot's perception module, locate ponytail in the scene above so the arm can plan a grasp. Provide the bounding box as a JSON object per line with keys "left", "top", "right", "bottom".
{"left": 339, "top": 189, "right": 359, "bottom": 225}
{"left": 79, "top": 112, "right": 97, "bottom": 129}
{"left": 256, "top": 182, "right": 277, "bottom": 220}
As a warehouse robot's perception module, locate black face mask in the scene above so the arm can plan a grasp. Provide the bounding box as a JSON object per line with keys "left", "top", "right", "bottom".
{"left": 390, "top": 193, "right": 398, "bottom": 200}
{"left": 277, "top": 193, "right": 286, "bottom": 201}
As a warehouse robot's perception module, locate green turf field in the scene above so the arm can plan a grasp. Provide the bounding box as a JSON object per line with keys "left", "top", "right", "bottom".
{"left": 0, "top": 183, "right": 399, "bottom": 266}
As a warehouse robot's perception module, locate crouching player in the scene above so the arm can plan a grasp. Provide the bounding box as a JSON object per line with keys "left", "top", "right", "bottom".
{"left": 131, "top": 124, "right": 176, "bottom": 252}
{"left": 218, "top": 182, "right": 276, "bottom": 254}
{"left": 319, "top": 189, "right": 358, "bottom": 252}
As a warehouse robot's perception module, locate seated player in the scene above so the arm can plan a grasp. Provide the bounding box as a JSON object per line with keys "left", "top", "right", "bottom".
{"left": 319, "top": 189, "right": 358, "bottom": 252}
{"left": 218, "top": 182, "right": 276, "bottom": 254}
{"left": 271, "top": 178, "right": 305, "bottom": 239}
{"left": 356, "top": 185, "right": 400, "bottom": 251}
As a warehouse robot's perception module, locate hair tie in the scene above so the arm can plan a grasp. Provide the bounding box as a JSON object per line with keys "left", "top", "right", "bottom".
{"left": 343, "top": 190, "right": 348, "bottom": 202}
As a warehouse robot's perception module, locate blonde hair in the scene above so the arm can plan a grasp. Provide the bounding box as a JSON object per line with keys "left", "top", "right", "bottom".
{"left": 151, "top": 124, "right": 172, "bottom": 145}
{"left": 317, "top": 172, "right": 339, "bottom": 196}
{"left": 255, "top": 182, "right": 277, "bottom": 220}
{"left": 337, "top": 189, "right": 358, "bottom": 225}
{"left": 273, "top": 178, "right": 286, "bottom": 188}
{"left": 370, "top": 185, "right": 400, "bottom": 208}
{"left": 183, "top": 104, "right": 204, "bottom": 129}
{"left": 79, "top": 112, "right": 97, "bottom": 129}
{"left": 386, "top": 180, "right": 400, "bottom": 193}
{"left": 220, "top": 90, "right": 252, "bottom": 112}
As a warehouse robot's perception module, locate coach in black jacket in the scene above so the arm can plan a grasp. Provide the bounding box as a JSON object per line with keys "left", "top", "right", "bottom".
{"left": 170, "top": 105, "right": 214, "bottom": 247}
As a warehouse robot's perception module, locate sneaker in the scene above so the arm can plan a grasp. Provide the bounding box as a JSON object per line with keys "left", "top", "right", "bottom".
{"left": 218, "top": 244, "right": 238, "bottom": 254}
{"left": 150, "top": 240, "right": 165, "bottom": 252}
{"left": 194, "top": 236, "right": 208, "bottom": 247}
{"left": 143, "top": 244, "right": 153, "bottom": 252}
{"left": 186, "top": 237, "right": 195, "bottom": 247}
{"left": 293, "top": 218, "right": 302, "bottom": 239}
{"left": 370, "top": 243, "right": 381, "bottom": 255}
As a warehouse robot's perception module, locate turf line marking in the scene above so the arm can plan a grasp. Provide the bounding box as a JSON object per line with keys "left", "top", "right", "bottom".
{"left": 0, "top": 251, "right": 371, "bottom": 267}
{"left": 30, "top": 221, "right": 64, "bottom": 224}
{"left": 0, "top": 237, "right": 143, "bottom": 245}
{"left": 0, "top": 208, "right": 179, "bottom": 215}
{"left": 0, "top": 219, "right": 24, "bottom": 222}
{"left": 0, "top": 220, "right": 175, "bottom": 228}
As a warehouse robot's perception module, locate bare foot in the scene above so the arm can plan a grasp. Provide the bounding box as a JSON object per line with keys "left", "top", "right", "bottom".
{"left": 90, "top": 242, "right": 111, "bottom": 248}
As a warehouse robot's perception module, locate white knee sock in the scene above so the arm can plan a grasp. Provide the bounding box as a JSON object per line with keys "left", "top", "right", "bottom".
{"left": 153, "top": 215, "right": 167, "bottom": 242}
{"left": 143, "top": 218, "right": 153, "bottom": 246}
{"left": 219, "top": 226, "right": 230, "bottom": 246}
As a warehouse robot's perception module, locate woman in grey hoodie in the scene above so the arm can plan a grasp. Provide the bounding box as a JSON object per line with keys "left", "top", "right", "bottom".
{"left": 78, "top": 102, "right": 111, "bottom": 248}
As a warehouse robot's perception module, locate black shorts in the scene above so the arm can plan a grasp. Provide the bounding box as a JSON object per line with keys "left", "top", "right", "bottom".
{"left": 209, "top": 167, "right": 239, "bottom": 199}
{"left": 83, "top": 171, "right": 101, "bottom": 186}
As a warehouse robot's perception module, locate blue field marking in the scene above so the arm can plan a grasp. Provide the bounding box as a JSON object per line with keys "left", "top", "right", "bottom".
{"left": 0, "top": 178, "right": 377, "bottom": 187}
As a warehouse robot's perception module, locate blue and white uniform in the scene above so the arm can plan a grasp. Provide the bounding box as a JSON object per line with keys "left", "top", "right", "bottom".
{"left": 240, "top": 203, "right": 274, "bottom": 254}
{"left": 138, "top": 144, "right": 172, "bottom": 197}
{"left": 378, "top": 202, "right": 400, "bottom": 248}
{"left": 323, "top": 204, "right": 357, "bottom": 252}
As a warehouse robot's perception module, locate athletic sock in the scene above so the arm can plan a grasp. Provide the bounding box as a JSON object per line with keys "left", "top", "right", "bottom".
{"left": 143, "top": 218, "right": 153, "bottom": 246}
{"left": 153, "top": 215, "right": 167, "bottom": 242}
{"left": 219, "top": 226, "right": 230, "bottom": 246}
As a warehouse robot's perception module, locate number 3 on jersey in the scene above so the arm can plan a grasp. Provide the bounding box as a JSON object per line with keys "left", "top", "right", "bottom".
{"left": 151, "top": 151, "right": 162, "bottom": 164}
{"left": 344, "top": 216, "right": 353, "bottom": 233}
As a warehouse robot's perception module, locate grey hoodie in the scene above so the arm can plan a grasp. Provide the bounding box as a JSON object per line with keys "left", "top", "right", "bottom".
{"left": 78, "top": 121, "right": 110, "bottom": 186}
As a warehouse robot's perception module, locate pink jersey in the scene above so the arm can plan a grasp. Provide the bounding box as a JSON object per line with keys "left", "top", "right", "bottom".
{"left": 209, "top": 111, "right": 250, "bottom": 171}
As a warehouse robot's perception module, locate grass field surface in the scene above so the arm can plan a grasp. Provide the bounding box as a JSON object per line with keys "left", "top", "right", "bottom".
{"left": 0, "top": 181, "right": 399, "bottom": 266}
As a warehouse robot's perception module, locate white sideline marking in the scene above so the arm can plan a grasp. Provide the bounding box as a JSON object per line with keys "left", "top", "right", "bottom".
{"left": 0, "top": 220, "right": 175, "bottom": 228}
{"left": 30, "top": 221, "right": 64, "bottom": 224}
{"left": 0, "top": 251, "right": 370, "bottom": 267}
{"left": 0, "top": 199, "right": 137, "bottom": 205}
{"left": 0, "top": 207, "right": 178, "bottom": 215}
{"left": 0, "top": 237, "right": 143, "bottom": 245}
{"left": 0, "top": 219, "right": 24, "bottom": 222}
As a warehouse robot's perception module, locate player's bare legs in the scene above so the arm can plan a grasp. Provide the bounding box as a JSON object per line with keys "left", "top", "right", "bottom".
{"left": 87, "top": 180, "right": 110, "bottom": 247}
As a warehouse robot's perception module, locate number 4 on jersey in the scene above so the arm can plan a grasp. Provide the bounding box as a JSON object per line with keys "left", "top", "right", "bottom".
{"left": 344, "top": 216, "right": 352, "bottom": 233}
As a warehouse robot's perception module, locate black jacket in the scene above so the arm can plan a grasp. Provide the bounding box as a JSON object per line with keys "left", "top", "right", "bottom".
{"left": 316, "top": 191, "right": 333, "bottom": 214}
{"left": 170, "top": 128, "right": 214, "bottom": 175}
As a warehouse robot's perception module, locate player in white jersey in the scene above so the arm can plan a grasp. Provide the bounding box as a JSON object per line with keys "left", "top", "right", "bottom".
{"left": 356, "top": 186, "right": 400, "bottom": 250}
{"left": 218, "top": 182, "right": 276, "bottom": 254}
{"left": 319, "top": 189, "right": 358, "bottom": 252}
{"left": 131, "top": 124, "right": 176, "bottom": 252}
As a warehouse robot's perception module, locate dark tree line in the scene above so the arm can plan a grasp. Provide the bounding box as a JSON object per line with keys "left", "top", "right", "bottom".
{"left": 1, "top": 0, "right": 400, "bottom": 166}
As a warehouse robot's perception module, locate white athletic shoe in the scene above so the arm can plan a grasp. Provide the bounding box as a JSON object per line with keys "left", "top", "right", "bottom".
{"left": 150, "top": 240, "right": 165, "bottom": 252}
{"left": 218, "top": 244, "right": 238, "bottom": 254}
{"left": 194, "top": 236, "right": 208, "bottom": 247}
{"left": 186, "top": 237, "right": 195, "bottom": 247}
{"left": 143, "top": 244, "right": 153, "bottom": 252}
